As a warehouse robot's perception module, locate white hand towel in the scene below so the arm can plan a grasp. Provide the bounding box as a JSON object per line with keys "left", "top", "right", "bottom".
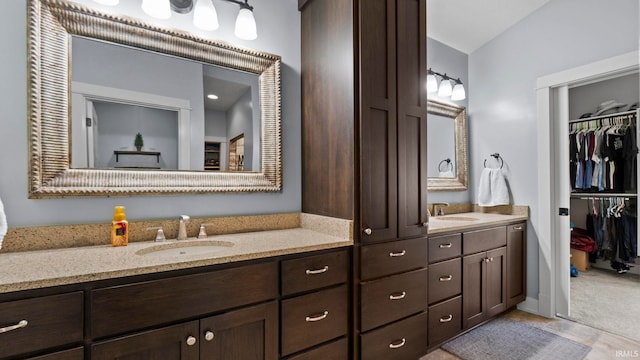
{"left": 0, "top": 197, "right": 6, "bottom": 250}
{"left": 439, "top": 170, "right": 454, "bottom": 178}
{"left": 478, "top": 168, "right": 510, "bottom": 207}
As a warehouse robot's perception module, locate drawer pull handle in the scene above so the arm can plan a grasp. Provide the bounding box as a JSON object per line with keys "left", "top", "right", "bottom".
{"left": 306, "top": 266, "right": 329, "bottom": 275}
{"left": 439, "top": 243, "right": 453, "bottom": 249}
{"left": 205, "top": 331, "right": 215, "bottom": 341}
{"left": 186, "top": 336, "right": 197, "bottom": 346}
{"left": 389, "top": 250, "right": 406, "bottom": 257}
{"left": 484, "top": 258, "right": 490, "bottom": 263}
{"left": 389, "top": 291, "right": 406, "bottom": 300}
{"left": 389, "top": 338, "right": 406, "bottom": 349}
{"left": 439, "top": 275, "right": 453, "bottom": 282}
{"left": 305, "top": 311, "right": 329, "bottom": 322}
{"left": 0, "top": 320, "right": 28, "bottom": 334}
{"left": 440, "top": 314, "right": 453, "bottom": 323}
{"left": 513, "top": 226, "right": 523, "bottom": 230}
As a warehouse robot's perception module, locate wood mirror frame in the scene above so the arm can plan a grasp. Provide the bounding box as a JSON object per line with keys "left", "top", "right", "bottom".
{"left": 427, "top": 100, "right": 468, "bottom": 191}
{"left": 27, "top": 0, "right": 282, "bottom": 198}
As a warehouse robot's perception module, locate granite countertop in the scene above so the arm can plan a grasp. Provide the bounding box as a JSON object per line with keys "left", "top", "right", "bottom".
{"left": 428, "top": 211, "right": 528, "bottom": 235}
{"left": 0, "top": 215, "right": 353, "bottom": 294}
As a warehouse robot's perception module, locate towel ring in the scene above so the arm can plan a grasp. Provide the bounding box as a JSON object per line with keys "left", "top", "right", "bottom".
{"left": 483, "top": 153, "right": 504, "bottom": 169}
{"left": 438, "top": 158, "right": 453, "bottom": 172}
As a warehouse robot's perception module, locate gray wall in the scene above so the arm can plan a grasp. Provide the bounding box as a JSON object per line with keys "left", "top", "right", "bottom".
{"left": 0, "top": 0, "right": 301, "bottom": 227}
{"left": 468, "top": 0, "right": 639, "bottom": 300}
{"left": 568, "top": 73, "right": 639, "bottom": 120}
{"left": 427, "top": 37, "right": 470, "bottom": 204}
{"left": 93, "top": 102, "right": 179, "bottom": 169}
{"left": 205, "top": 110, "right": 227, "bottom": 138}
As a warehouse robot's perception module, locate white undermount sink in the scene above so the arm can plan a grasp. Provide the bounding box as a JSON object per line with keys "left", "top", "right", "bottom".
{"left": 432, "top": 216, "right": 479, "bottom": 221}
{"left": 136, "top": 240, "right": 234, "bottom": 257}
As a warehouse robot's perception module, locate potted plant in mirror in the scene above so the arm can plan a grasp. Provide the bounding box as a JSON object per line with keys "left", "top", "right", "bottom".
{"left": 134, "top": 132, "right": 144, "bottom": 152}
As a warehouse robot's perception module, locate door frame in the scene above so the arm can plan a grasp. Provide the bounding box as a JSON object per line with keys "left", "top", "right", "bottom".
{"left": 535, "top": 51, "right": 638, "bottom": 318}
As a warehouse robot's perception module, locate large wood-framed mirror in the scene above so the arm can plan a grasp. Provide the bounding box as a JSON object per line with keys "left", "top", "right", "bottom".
{"left": 27, "top": 0, "right": 282, "bottom": 198}
{"left": 427, "top": 99, "right": 468, "bottom": 191}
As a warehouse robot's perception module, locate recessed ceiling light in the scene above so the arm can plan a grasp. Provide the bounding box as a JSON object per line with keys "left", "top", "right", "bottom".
{"left": 207, "top": 94, "right": 219, "bottom": 100}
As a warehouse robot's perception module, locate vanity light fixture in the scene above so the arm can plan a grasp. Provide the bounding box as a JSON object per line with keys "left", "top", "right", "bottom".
{"left": 139, "top": 0, "right": 257, "bottom": 40}
{"left": 427, "top": 68, "right": 466, "bottom": 101}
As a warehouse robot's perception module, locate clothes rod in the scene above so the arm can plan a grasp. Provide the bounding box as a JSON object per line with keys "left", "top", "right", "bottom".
{"left": 568, "top": 110, "right": 637, "bottom": 124}
{"left": 571, "top": 193, "right": 637, "bottom": 198}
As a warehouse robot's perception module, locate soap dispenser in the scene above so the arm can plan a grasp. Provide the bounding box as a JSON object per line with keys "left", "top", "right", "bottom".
{"left": 111, "top": 206, "right": 128, "bottom": 247}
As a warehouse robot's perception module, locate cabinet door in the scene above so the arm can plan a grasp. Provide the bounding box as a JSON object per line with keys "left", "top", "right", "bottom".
{"left": 91, "top": 321, "right": 199, "bottom": 360}
{"left": 462, "top": 252, "right": 486, "bottom": 329}
{"left": 200, "top": 302, "right": 278, "bottom": 360}
{"left": 360, "top": 0, "right": 398, "bottom": 243}
{"left": 485, "top": 247, "right": 507, "bottom": 318}
{"left": 396, "top": 0, "right": 427, "bottom": 239}
{"left": 507, "top": 223, "right": 527, "bottom": 308}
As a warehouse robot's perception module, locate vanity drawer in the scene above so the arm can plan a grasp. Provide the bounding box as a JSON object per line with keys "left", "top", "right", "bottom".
{"left": 281, "top": 249, "right": 349, "bottom": 296}
{"left": 0, "top": 292, "right": 83, "bottom": 359}
{"left": 286, "top": 337, "right": 348, "bottom": 360}
{"left": 428, "top": 233, "right": 462, "bottom": 263}
{"left": 360, "top": 312, "right": 428, "bottom": 360}
{"left": 91, "top": 261, "right": 277, "bottom": 339}
{"left": 281, "top": 285, "right": 348, "bottom": 356}
{"left": 360, "top": 238, "right": 427, "bottom": 280}
{"left": 360, "top": 268, "right": 428, "bottom": 332}
{"left": 463, "top": 226, "right": 506, "bottom": 255}
{"left": 27, "top": 347, "right": 84, "bottom": 360}
{"left": 428, "top": 258, "right": 462, "bottom": 304}
{"left": 428, "top": 295, "right": 462, "bottom": 346}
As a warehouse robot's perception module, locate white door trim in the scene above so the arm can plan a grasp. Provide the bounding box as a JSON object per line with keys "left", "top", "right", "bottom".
{"left": 535, "top": 51, "right": 638, "bottom": 318}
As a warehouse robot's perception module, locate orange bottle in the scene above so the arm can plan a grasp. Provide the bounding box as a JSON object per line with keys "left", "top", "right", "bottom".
{"left": 111, "top": 206, "right": 128, "bottom": 247}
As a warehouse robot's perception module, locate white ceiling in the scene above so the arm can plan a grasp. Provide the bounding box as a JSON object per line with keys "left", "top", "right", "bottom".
{"left": 427, "top": 0, "right": 551, "bottom": 54}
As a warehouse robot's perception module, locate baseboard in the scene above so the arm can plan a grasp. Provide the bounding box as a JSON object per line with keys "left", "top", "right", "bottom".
{"left": 517, "top": 296, "right": 540, "bottom": 316}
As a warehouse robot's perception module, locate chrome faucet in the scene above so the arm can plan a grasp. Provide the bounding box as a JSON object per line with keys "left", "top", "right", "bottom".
{"left": 431, "top": 202, "right": 450, "bottom": 217}
{"left": 178, "top": 215, "right": 190, "bottom": 240}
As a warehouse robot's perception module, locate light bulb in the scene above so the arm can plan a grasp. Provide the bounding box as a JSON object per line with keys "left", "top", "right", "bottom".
{"left": 426, "top": 74, "right": 438, "bottom": 93}
{"left": 141, "top": 0, "right": 171, "bottom": 20}
{"left": 193, "top": 0, "right": 219, "bottom": 31}
{"left": 235, "top": 7, "right": 257, "bottom": 40}
{"left": 437, "top": 79, "right": 453, "bottom": 97}
{"left": 451, "top": 83, "right": 466, "bottom": 101}
{"left": 93, "top": 0, "right": 119, "bottom": 5}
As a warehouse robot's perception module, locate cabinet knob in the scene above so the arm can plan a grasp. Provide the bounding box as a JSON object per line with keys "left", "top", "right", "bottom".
{"left": 513, "top": 226, "right": 523, "bottom": 230}
{"left": 388, "top": 338, "right": 406, "bottom": 349}
{"left": 205, "top": 331, "right": 215, "bottom": 341}
{"left": 186, "top": 336, "right": 197, "bottom": 346}
{"left": 490, "top": 257, "right": 494, "bottom": 262}
{"left": 484, "top": 258, "right": 490, "bottom": 263}
{"left": 363, "top": 228, "right": 372, "bottom": 235}
{"left": 422, "top": 222, "right": 429, "bottom": 228}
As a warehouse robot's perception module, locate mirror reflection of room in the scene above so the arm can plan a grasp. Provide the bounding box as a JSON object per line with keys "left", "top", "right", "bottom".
{"left": 70, "top": 36, "right": 260, "bottom": 172}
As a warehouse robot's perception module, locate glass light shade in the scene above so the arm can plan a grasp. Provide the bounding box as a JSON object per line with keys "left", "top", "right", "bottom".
{"left": 437, "top": 79, "right": 453, "bottom": 97}
{"left": 451, "top": 83, "right": 466, "bottom": 101}
{"left": 93, "top": 0, "right": 119, "bottom": 5}
{"left": 193, "top": 0, "right": 219, "bottom": 31}
{"left": 141, "top": 0, "right": 171, "bottom": 20}
{"left": 426, "top": 74, "right": 438, "bottom": 93}
{"left": 235, "top": 8, "right": 257, "bottom": 40}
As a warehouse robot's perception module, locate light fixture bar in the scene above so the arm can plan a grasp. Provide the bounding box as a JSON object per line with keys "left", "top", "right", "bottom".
{"left": 427, "top": 68, "right": 465, "bottom": 101}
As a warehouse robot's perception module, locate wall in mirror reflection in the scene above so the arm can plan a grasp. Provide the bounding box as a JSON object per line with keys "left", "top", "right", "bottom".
{"left": 427, "top": 113, "right": 456, "bottom": 178}
{"left": 70, "top": 36, "right": 260, "bottom": 172}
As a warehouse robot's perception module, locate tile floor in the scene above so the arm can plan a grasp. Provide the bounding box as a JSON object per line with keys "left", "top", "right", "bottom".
{"left": 420, "top": 309, "right": 640, "bottom": 359}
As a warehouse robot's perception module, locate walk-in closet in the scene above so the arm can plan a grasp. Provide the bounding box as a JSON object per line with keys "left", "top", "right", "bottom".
{"left": 567, "top": 71, "right": 640, "bottom": 342}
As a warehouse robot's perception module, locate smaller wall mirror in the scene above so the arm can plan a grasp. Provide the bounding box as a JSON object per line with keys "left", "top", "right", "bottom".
{"left": 427, "top": 100, "right": 468, "bottom": 191}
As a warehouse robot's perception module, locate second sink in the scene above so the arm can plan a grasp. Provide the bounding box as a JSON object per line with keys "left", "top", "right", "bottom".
{"left": 136, "top": 240, "right": 234, "bottom": 257}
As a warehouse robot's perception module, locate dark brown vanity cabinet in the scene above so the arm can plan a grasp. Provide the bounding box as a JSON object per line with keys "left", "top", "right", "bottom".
{"left": 426, "top": 222, "right": 527, "bottom": 349}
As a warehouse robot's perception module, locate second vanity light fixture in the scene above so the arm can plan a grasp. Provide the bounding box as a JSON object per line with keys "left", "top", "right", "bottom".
{"left": 96, "top": 0, "right": 258, "bottom": 40}
{"left": 426, "top": 68, "right": 466, "bottom": 101}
